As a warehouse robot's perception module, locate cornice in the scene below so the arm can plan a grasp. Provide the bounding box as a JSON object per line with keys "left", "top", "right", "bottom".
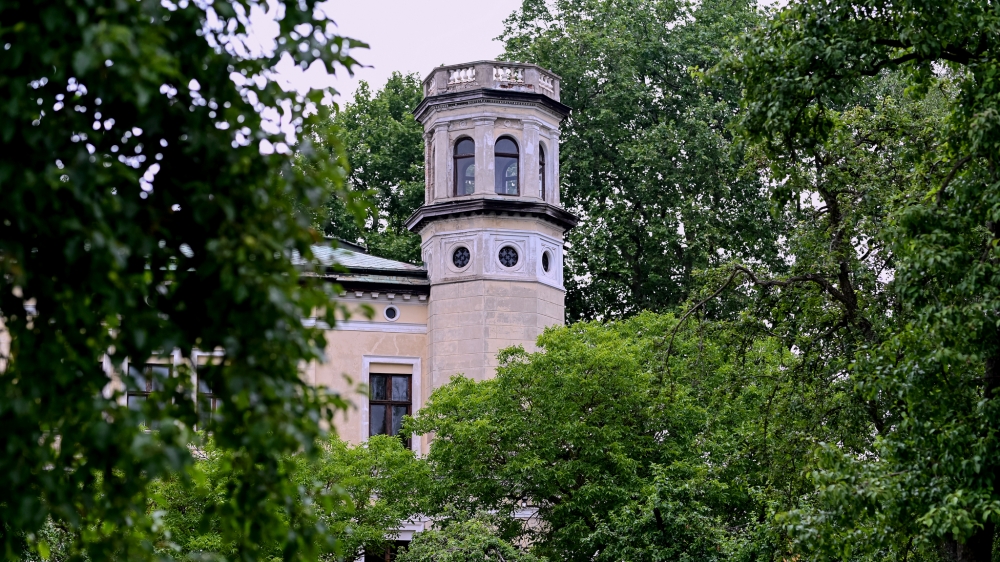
{"left": 404, "top": 198, "right": 578, "bottom": 234}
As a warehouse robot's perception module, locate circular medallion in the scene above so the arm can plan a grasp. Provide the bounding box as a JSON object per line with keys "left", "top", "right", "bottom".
{"left": 452, "top": 246, "right": 471, "bottom": 268}
{"left": 498, "top": 246, "right": 519, "bottom": 268}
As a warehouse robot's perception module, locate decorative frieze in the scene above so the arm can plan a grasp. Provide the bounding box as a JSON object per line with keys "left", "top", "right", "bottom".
{"left": 423, "top": 228, "right": 565, "bottom": 290}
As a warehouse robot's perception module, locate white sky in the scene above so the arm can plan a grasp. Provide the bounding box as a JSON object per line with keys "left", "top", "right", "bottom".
{"left": 319, "top": 0, "right": 525, "bottom": 103}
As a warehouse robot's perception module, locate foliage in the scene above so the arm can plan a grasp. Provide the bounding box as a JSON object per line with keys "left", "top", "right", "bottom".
{"left": 0, "top": 0, "right": 367, "bottom": 559}
{"left": 320, "top": 72, "right": 425, "bottom": 264}
{"left": 411, "top": 312, "right": 806, "bottom": 561}
{"left": 397, "top": 511, "right": 545, "bottom": 562}
{"left": 720, "top": 0, "right": 1000, "bottom": 558}
{"left": 500, "top": 0, "right": 786, "bottom": 320}
{"left": 145, "top": 435, "right": 429, "bottom": 561}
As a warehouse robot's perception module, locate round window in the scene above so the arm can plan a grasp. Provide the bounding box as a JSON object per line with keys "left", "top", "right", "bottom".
{"left": 542, "top": 251, "right": 550, "bottom": 272}
{"left": 452, "top": 246, "right": 471, "bottom": 268}
{"left": 384, "top": 306, "right": 399, "bottom": 322}
{"left": 498, "top": 246, "right": 519, "bottom": 268}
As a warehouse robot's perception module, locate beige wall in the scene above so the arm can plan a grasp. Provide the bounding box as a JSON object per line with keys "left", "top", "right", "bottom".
{"left": 428, "top": 279, "right": 564, "bottom": 385}
{"left": 314, "top": 297, "right": 431, "bottom": 453}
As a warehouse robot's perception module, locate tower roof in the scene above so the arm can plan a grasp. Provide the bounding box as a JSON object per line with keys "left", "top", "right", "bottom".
{"left": 296, "top": 243, "right": 429, "bottom": 295}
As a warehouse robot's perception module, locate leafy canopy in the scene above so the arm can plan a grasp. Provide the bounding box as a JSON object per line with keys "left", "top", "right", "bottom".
{"left": 500, "top": 0, "right": 785, "bottom": 320}
{"left": 410, "top": 312, "right": 798, "bottom": 561}
{"left": 320, "top": 72, "right": 425, "bottom": 264}
{"left": 0, "top": 0, "right": 366, "bottom": 559}
{"left": 721, "top": 0, "right": 1000, "bottom": 558}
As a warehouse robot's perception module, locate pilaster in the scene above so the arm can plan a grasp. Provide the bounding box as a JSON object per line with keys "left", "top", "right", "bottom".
{"left": 522, "top": 121, "right": 541, "bottom": 200}
{"left": 432, "top": 125, "right": 449, "bottom": 201}
{"left": 473, "top": 117, "right": 495, "bottom": 196}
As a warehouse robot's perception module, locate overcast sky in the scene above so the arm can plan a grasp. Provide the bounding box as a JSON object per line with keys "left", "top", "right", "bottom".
{"left": 321, "top": 0, "right": 525, "bottom": 103}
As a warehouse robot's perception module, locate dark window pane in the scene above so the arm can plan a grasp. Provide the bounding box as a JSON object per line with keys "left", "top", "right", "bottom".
{"left": 495, "top": 157, "right": 518, "bottom": 194}
{"left": 495, "top": 137, "right": 517, "bottom": 155}
{"left": 539, "top": 144, "right": 545, "bottom": 199}
{"left": 455, "top": 138, "right": 474, "bottom": 156}
{"left": 391, "top": 406, "right": 408, "bottom": 436}
{"left": 391, "top": 376, "right": 409, "bottom": 401}
{"left": 371, "top": 375, "right": 387, "bottom": 400}
{"left": 370, "top": 405, "right": 387, "bottom": 436}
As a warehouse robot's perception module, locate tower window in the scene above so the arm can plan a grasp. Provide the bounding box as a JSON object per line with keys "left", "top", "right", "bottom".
{"left": 542, "top": 251, "right": 550, "bottom": 272}
{"left": 452, "top": 246, "right": 471, "bottom": 268}
{"left": 495, "top": 137, "right": 519, "bottom": 195}
{"left": 454, "top": 138, "right": 475, "bottom": 196}
{"left": 369, "top": 374, "right": 411, "bottom": 445}
{"left": 539, "top": 143, "right": 546, "bottom": 200}
{"left": 498, "top": 246, "right": 519, "bottom": 267}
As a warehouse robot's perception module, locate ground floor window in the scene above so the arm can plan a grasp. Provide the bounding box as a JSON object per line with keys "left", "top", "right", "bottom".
{"left": 369, "top": 373, "right": 411, "bottom": 444}
{"left": 126, "top": 363, "right": 169, "bottom": 428}
{"left": 197, "top": 376, "right": 221, "bottom": 426}
{"left": 364, "top": 540, "right": 409, "bottom": 562}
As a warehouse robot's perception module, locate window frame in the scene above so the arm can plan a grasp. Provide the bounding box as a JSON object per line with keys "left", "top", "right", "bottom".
{"left": 494, "top": 136, "right": 520, "bottom": 196}
{"left": 539, "top": 142, "right": 546, "bottom": 201}
{"left": 361, "top": 356, "right": 421, "bottom": 454}
{"left": 125, "top": 362, "right": 171, "bottom": 429}
{"left": 368, "top": 373, "right": 412, "bottom": 446}
{"left": 453, "top": 137, "right": 476, "bottom": 196}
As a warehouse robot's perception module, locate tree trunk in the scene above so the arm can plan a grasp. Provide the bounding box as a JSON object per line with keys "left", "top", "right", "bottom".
{"left": 940, "top": 521, "right": 995, "bottom": 562}
{"left": 943, "top": 295, "right": 1000, "bottom": 561}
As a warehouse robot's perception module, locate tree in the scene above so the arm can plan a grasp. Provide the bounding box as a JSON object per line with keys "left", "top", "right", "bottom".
{"left": 0, "top": 0, "right": 365, "bottom": 559}
{"left": 409, "top": 313, "right": 797, "bottom": 561}
{"left": 145, "top": 435, "right": 430, "bottom": 561}
{"left": 722, "top": 0, "right": 1000, "bottom": 559}
{"left": 321, "top": 72, "right": 425, "bottom": 264}
{"left": 500, "top": 0, "right": 786, "bottom": 320}
{"left": 397, "top": 511, "right": 545, "bottom": 562}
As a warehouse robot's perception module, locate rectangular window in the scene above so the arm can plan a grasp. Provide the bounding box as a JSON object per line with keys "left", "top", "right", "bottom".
{"left": 369, "top": 373, "right": 411, "bottom": 443}
{"left": 364, "top": 540, "right": 409, "bottom": 562}
{"left": 126, "top": 363, "right": 169, "bottom": 428}
{"left": 197, "top": 376, "right": 221, "bottom": 426}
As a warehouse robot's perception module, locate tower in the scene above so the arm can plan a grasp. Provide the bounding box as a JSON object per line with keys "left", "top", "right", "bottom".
{"left": 406, "top": 61, "right": 577, "bottom": 385}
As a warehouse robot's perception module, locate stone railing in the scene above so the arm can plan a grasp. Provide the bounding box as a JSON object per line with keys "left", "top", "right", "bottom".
{"left": 538, "top": 74, "right": 555, "bottom": 95}
{"left": 424, "top": 61, "right": 560, "bottom": 101}
{"left": 448, "top": 67, "right": 476, "bottom": 85}
{"left": 493, "top": 66, "right": 524, "bottom": 83}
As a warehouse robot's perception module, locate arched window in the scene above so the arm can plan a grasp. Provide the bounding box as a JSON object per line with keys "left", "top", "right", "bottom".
{"left": 454, "top": 138, "right": 475, "bottom": 196}
{"left": 538, "top": 143, "right": 546, "bottom": 201}
{"left": 494, "top": 137, "right": 519, "bottom": 195}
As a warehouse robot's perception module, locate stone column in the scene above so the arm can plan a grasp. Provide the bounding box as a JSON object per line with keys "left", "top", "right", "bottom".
{"left": 522, "top": 121, "right": 541, "bottom": 200}
{"left": 474, "top": 117, "right": 495, "bottom": 196}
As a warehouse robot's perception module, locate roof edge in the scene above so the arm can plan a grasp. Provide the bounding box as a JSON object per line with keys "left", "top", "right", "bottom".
{"left": 405, "top": 199, "right": 578, "bottom": 234}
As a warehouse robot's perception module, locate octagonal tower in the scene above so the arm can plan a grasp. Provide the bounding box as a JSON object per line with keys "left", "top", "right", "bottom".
{"left": 406, "top": 61, "right": 577, "bottom": 385}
